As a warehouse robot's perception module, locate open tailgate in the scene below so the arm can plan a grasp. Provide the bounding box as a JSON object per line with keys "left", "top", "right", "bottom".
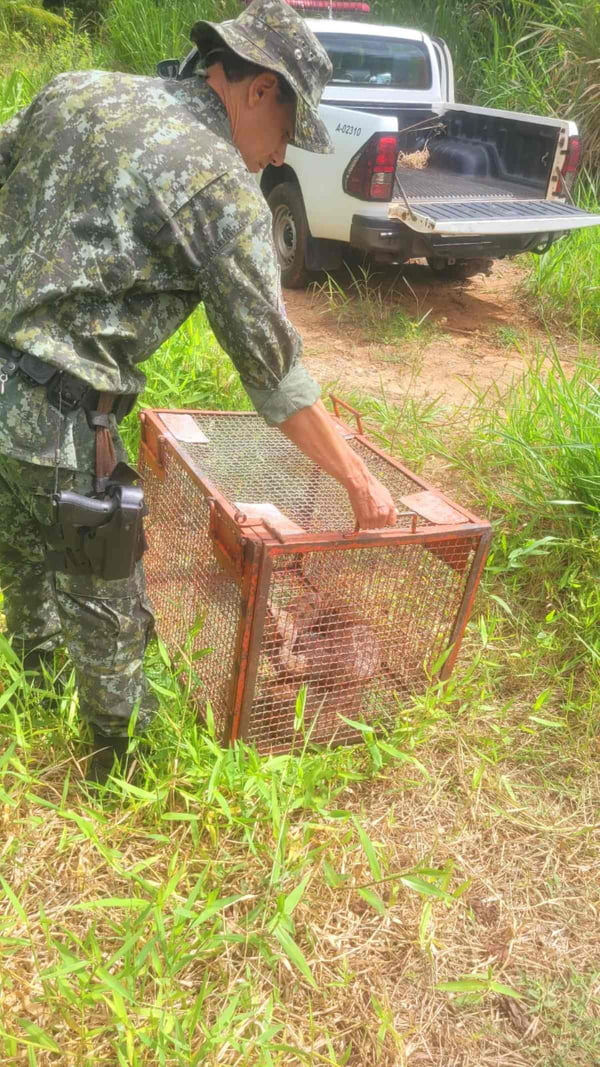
{"left": 388, "top": 198, "right": 600, "bottom": 237}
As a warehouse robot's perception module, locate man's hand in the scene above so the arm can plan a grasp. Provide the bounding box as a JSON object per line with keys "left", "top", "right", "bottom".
{"left": 279, "top": 400, "right": 398, "bottom": 530}
{"left": 345, "top": 470, "right": 397, "bottom": 530}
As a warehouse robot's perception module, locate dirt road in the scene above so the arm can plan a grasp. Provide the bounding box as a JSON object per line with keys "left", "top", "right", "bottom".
{"left": 285, "top": 259, "right": 578, "bottom": 408}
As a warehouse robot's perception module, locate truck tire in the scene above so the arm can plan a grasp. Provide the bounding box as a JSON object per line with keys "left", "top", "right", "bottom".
{"left": 268, "top": 182, "right": 310, "bottom": 290}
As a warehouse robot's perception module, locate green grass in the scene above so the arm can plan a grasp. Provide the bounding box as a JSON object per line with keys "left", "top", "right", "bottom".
{"left": 340, "top": 389, "right": 447, "bottom": 474}
{"left": 98, "top": 0, "right": 238, "bottom": 75}
{"left": 529, "top": 175, "right": 600, "bottom": 340}
{"left": 119, "top": 308, "right": 252, "bottom": 458}
{"left": 2, "top": 599, "right": 599, "bottom": 1063}
{"left": 2, "top": 322, "right": 600, "bottom": 1063}
{"left": 312, "top": 264, "right": 437, "bottom": 350}
{"left": 452, "top": 346, "right": 600, "bottom": 674}
{"left": 448, "top": 346, "right": 600, "bottom": 530}
{"left": 493, "top": 324, "right": 527, "bottom": 349}
{"left": 1, "top": 6, "right": 600, "bottom": 1061}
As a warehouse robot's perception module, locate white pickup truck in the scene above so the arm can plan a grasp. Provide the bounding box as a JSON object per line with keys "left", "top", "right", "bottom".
{"left": 158, "top": 14, "right": 600, "bottom": 288}
{"left": 260, "top": 18, "right": 600, "bottom": 287}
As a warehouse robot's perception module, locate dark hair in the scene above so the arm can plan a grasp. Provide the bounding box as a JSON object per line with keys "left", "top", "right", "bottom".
{"left": 205, "top": 44, "right": 295, "bottom": 104}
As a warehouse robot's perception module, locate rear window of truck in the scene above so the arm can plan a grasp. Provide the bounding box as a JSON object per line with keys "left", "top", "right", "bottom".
{"left": 316, "top": 34, "right": 432, "bottom": 90}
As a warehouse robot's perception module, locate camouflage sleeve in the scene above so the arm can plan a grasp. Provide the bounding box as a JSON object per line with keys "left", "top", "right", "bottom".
{"left": 155, "top": 187, "right": 321, "bottom": 425}
{"left": 0, "top": 107, "right": 26, "bottom": 187}
{"left": 204, "top": 211, "right": 321, "bottom": 424}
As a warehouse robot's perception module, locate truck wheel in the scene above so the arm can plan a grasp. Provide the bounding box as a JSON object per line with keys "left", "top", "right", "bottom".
{"left": 268, "top": 182, "right": 310, "bottom": 290}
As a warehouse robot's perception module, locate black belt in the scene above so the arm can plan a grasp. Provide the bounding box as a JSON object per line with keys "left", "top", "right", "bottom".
{"left": 0, "top": 344, "right": 136, "bottom": 424}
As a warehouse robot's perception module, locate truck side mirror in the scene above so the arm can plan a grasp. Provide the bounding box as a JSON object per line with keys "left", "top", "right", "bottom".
{"left": 156, "top": 59, "right": 180, "bottom": 79}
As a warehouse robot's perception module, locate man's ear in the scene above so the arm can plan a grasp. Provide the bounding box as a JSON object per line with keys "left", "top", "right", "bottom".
{"left": 249, "top": 71, "right": 279, "bottom": 106}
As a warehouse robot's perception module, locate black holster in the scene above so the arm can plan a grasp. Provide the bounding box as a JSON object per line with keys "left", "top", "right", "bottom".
{"left": 48, "top": 464, "right": 147, "bottom": 580}
{"left": 0, "top": 346, "right": 146, "bottom": 580}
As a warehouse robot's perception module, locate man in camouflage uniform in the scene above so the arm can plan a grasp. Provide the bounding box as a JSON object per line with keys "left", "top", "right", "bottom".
{"left": 0, "top": 0, "right": 396, "bottom": 781}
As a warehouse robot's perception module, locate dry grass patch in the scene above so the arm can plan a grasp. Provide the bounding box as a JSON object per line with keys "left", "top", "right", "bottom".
{"left": 1, "top": 684, "right": 598, "bottom": 1065}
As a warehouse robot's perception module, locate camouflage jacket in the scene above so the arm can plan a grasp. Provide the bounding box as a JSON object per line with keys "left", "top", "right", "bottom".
{"left": 0, "top": 70, "right": 319, "bottom": 469}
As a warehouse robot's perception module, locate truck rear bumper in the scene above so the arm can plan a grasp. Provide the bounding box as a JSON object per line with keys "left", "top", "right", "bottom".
{"left": 350, "top": 214, "right": 560, "bottom": 262}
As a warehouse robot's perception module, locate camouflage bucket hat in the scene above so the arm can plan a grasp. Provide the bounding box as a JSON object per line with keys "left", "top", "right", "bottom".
{"left": 190, "top": 0, "right": 333, "bottom": 153}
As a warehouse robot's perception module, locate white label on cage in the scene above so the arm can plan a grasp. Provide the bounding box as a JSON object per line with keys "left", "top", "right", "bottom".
{"left": 160, "top": 413, "right": 209, "bottom": 443}
{"left": 234, "top": 502, "right": 306, "bottom": 536}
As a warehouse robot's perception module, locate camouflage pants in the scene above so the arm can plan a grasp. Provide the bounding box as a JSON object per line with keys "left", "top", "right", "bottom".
{"left": 0, "top": 453, "right": 157, "bottom": 736}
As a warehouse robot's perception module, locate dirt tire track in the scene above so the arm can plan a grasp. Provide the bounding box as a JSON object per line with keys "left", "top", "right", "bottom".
{"left": 285, "top": 259, "right": 582, "bottom": 407}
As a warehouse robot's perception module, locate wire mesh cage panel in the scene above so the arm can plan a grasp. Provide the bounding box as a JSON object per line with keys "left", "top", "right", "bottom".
{"left": 141, "top": 438, "right": 244, "bottom": 727}
{"left": 139, "top": 405, "right": 491, "bottom": 751}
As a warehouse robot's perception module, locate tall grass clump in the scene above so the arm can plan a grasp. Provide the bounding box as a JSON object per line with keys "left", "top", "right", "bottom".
{"left": 454, "top": 347, "right": 600, "bottom": 531}
{"left": 100, "top": 0, "right": 238, "bottom": 75}
{"left": 0, "top": 68, "right": 33, "bottom": 119}
{"left": 522, "top": 0, "right": 600, "bottom": 168}
{"left": 529, "top": 174, "right": 600, "bottom": 339}
{"left": 0, "top": 0, "right": 66, "bottom": 40}
{"left": 448, "top": 347, "right": 600, "bottom": 666}
{"left": 0, "top": 17, "right": 101, "bottom": 108}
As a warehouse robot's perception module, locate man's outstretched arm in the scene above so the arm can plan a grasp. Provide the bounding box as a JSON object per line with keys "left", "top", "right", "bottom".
{"left": 280, "top": 399, "right": 397, "bottom": 530}
{"left": 164, "top": 191, "right": 397, "bottom": 528}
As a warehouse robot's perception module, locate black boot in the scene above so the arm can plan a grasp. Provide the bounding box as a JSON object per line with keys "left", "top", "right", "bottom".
{"left": 88, "top": 731, "right": 139, "bottom": 785}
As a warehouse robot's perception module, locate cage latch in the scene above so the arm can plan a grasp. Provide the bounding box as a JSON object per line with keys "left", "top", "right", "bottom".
{"left": 139, "top": 412, "right": 166, "bottom": 481}
{"left": 208, "top": 497, "right": 246, "bottom": 578}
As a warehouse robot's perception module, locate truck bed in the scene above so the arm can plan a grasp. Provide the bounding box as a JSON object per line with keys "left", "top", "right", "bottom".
{"left": 394, "top": 166, "right": 542, "bottom": 203}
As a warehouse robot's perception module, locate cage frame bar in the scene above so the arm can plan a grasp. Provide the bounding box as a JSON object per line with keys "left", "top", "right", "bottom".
{"left": 226, "top": 534, "right": 268, "bottom": 743}
{"left": 139, "top": 407, "right": 493, "bottom": 743}
{"left": 230, "top": 549, "right": 274, "bottom": 743}
{"left": 439, "top": 526, "right": 493, "bottom": 680}
{"left": 140, "top": 408, "right": 491, "bottom": 546}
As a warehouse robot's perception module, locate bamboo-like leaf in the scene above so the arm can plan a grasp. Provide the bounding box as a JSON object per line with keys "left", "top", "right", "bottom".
{"left": 71, "top": 897, "right": 149, "bottom": 911}
{"left": 418, "top": 900, "right": 433, "bottom": 949}
{"left": 358, "top": 887, "right": 386, "bottom": 916}
{"left": 272, "top": 926, "right": 317, "bottom": 988}
{"left": 14, "top": 1018, "right": 61, "bottom": 1053}
{"left": 283, "top": 872, "right": 312, "bottom": 917}
{"left": 337, "top": 714, "right": 375, "bottom": 734}
{"left": 489, "top": 981, "right": 523, "bottom": 999}
{"left": 194, "top": 893, "right": 246, "bottom": 924}
{"left": 437, "top": 978, "right": 490, "bottom": 993}
{"left": 354, "top": 818, "right": 382, "bottom": 880}
{"left": 0, "top": 875, "right": 28, "bottom": 925}
{"left": 322, "top": 859, "right": 347, "bottom": 888}
{"left": 400, "top": 875, "right": 453, "bottom": 902}
{"left": 95, "top": 967, "right": 135, "bottom": 1004}
{"left": 437, "top": 976, "right": 522, "bottom": 1000}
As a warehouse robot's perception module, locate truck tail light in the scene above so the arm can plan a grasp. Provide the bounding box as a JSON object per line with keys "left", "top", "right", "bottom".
{"left": 555, "top": 135, "right": 581, "bottom": 195}
{"left": 343, "top": 133, "right": 400, "bottom": 202}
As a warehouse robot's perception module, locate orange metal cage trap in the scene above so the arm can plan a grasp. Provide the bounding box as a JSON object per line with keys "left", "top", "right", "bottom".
{"left": 138, "top": 401, "right": 491, "bottom": 752}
